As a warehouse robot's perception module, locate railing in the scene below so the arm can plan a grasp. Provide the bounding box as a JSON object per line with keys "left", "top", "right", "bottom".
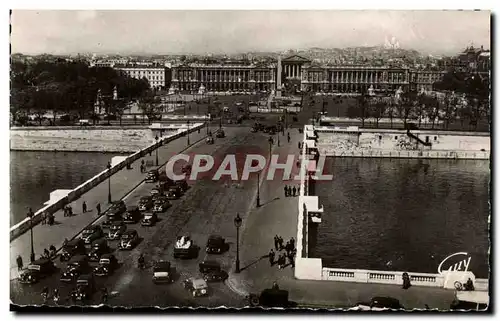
{"left": 10, "top": 123, "right": 205, "bottom": 241}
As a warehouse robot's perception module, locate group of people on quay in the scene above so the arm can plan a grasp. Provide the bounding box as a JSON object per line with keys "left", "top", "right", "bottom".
{"left": 269, "top": 235, "right": 296, "bottom": 269}
{"left": 284, "top": 185, "right": 300, "bottom": 197}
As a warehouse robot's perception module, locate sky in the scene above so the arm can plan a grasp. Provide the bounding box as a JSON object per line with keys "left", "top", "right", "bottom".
{"left": 10, "top": 10, "right": 491, "bottom": 56}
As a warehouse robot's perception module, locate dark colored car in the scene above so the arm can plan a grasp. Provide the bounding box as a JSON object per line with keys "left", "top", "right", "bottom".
{"left": 174, "top": 180, "right": 189, "bottom": 192}
{"left": 205, "top": 235, "right": 228, "bottom": 254}
{"left": 146, "top": 170, "right": 159, "bottom": 183}
{"left": 60, "top": 255, "right": 90, "bottom": 283}
{"left": 19, "top": 259, "right": 57, "bottom": 284}
{"left": 72, "top": 274, "right": 96, "bottom": 301}
{"left": 138, "top": 196, "right": 154, "bottom": 211}
{"left": 215, "top": 130, "right": 225, "bottom": 138}
{"left": 81, "top": 225, "right": 104, "bottom": 244}
{"left": 107, "top": 221, "right": 127, "bottom": 240}
{"left": 165, "top": 187, "right": 181, "bottom": 200}
{"left": 152, "top": 197, "right": 170, "bottom": 213}
{"left": 60, "top": 238, "right": 86, "bottom": 262}
{"left": 141, "top": 212, "right": 158, "bottom": 226}
{"left": 354, "top": 297, "right": 405, "bottom": 311}
{"left": 118, "top": 230, "right": 140, "bottom": 250}
{"left": 151, "top": 181, "right": 170, "bottom": 196}
{"left": 199, "top": 260, "right": 221, "bottom": 274}
{"left": 203, "top": 270, "right": 228, "bottom": 283}
{"left": 87, "top": 239, "right": 110, "bottom": 262}
{"left": 94, "top": 254, "right": 119, "bottom": 277}
{"left": 152, "top": 261, "right": 173, "bottom": 284}
{"left": 248, "top": 288, "right": 290, "bottom": 308}
{"left": 101, "top": 215, "right": 123, "bottom": 229}
{"left": 123, "top": 206, "right": 142, "bottom": 223}
{"left": 108, "top": 200, "right": 127, "bottom": 216}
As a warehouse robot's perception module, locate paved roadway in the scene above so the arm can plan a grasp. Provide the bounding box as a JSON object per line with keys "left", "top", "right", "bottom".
{"left": 11, "top": 126, "right": 278, "bottom": 308}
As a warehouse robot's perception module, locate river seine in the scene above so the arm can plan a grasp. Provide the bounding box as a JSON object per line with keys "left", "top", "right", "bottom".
{"left": 309, "top": 157, "right": 490, "bottom": 279}
{"left": 10, "top": 151, "right": 124, "bottom": 226}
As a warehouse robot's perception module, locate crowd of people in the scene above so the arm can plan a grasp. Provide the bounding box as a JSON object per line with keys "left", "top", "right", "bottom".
{"left": 268, "top": 235, "right": 296, "bottom": 270}
{"left": 283, "top": 185, "right": 300, "bottom": 197}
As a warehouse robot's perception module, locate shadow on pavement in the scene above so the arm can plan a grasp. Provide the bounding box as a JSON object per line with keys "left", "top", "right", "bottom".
{"left": 240, "top": 254, "right": 268, "bottom": 272}
{"left": 259, "top": 197, "right": 280, "bottom": 208}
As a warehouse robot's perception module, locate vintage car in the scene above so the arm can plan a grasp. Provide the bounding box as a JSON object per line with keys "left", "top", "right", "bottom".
{"left": 138, "top": 196, "right": 154, "bottom": 211}
{"left": 152, "top": 260, "right": 174, "bottom": 284}
{"left": 60, "top": 238, "right": 86, "bottom": 262}
{"left": 165, "top": 187, "right": 182, "bottom": 200}
{"left": 248, "top": 288, "right": 291, "bottom": 308}
{"left": 101, "top": 213, "right": 123, "bottom": 229}
{"left": 450, "top": 291, "right": 489, "bottom": 311}
{"left": 60, "top": 255, "right": 90, "bottom": 283}
{"left": 173, "top": 236, "right": 196, "bottom": 259}
{"left": 174, "top": 180, "right": 189, "bottom": 192}
{"left": 94, "top": 254, "right": 119, "bottom": 277}
{"left": 151, "top": 181, "right": 170, "bottom": 196}
{"left": 146, "top": 170, "right": 159, "bottom": 183}
{"left": 352, "top": 297, "right": 405, "bottom": 311}
{"left": 123, "top": 206, "right": 142, "bottom": 224}
{"left": 141, "top": 212, "right": 158, "bottom": 226}
{"left": 19, "top": 258, "right": 57, "bottom": 284}
{"left": 108, "top": 200, "right": 127, "bottom": 216}
{"left": 215, "top": 129, "right": 225, "bottom": 138}
{"left": 152, "top": 197, "right": 170, "bottom": 213}
{"left": 205, "top": 235, "right": 228, "bottom": 254}
{"left": 182, "top": 164, "right": 192, "bottom": 175}
{"left": 182, "top": 278, "right": 209, "bottom": 297}
{"left": 72, "top": 274, "right": 96, "bottom": 301}
{"left": 107, "top": 221, "right": 127, "bottom": 240}
{"left": 206, "top": 136, "right": 214, "bottom": 144}
{"left": 251, "top": 126, "right": 258, "bottom": 133}
{"left": 80, "top": 225, "right": 104, "bottom": 244}
{"left": 118, "top": 230, "right": 140, "bottom": 250}
{"left": 199, "top": 260, "right": 222, "bottom": 274}
{"left": 87, "top": 239, "right": 110, "bottom": 262}
{"left": 203, "top": 270, "right": 229, "bottom": 283}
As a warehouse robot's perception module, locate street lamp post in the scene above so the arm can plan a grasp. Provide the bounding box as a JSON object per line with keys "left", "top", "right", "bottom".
{"left": 27, "top": 208, "right": 35, "bottom": 262}
{"left": 256, "top": 171, "right": 261, "bottom": 208}
{"left": 277, "top": 131, "right": 280, "bottom": 147}
{"left": 234, "top": 214, "right": 242, "bottom": 273}
{"left": 155, "top": 135, "right": 159, "bottom": 166}
{"left": 268, "top": 137, "right": 273, "bottom": 156}
{"left": 187, "top": 120, "right": 191, "bottom": 145}
{"left": 107, "top": 162, "right": 112, "bottom": 203}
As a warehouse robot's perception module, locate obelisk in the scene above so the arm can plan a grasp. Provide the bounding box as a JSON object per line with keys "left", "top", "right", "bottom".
{"left": 276, "top": 56, "right": 282, "bottom": 98}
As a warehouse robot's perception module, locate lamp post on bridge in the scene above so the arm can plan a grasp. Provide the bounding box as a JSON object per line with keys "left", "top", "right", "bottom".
{"left": 107, "top": 162, "right": 112, "bottom": 203}
{"left": 27, "top": 208, "right": 35, "bottom": 262}
{"left": 155, "top": 135, "right": 159, "bottom": 166}
{"left": 234, "top": 213, "right": 242, "bottom": 273}
{"left": 187, "top": 120, "right": 191, "bottom": 145}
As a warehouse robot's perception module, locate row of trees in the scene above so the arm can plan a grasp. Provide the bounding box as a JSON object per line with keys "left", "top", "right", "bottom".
{"left": 10, "top": 59, "right": 150, "bottom": 125}
{"left": 347, "top": 70, "right": 490, "bottom": 131}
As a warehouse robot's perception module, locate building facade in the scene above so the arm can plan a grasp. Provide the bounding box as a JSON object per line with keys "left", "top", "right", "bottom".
{"left": 114, "top": 63, "right": 168, "bottom": 90}
{"left": 409, "top": 70, "right": 447, "bottom": 92}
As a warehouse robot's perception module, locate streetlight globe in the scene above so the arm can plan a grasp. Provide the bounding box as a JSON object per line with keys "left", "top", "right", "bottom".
{"left": 234, "top": 213, "right": 242, "bottom": 228}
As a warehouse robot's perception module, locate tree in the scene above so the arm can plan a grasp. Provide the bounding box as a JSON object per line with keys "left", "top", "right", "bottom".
{"left": 356, "top": 88, "right": 369, "bottom": 127}
{"left": 397, "top": 90, "right": 418, "bottom": 128}
{"left": 138, "top": 92, "right": 162, "bottom": 125}
{"left": 369, "top": 97, "right": 387, "bottom": 128}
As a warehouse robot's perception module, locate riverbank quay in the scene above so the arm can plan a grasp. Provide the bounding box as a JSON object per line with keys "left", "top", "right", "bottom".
{"left": 315, "top": 125, "right": 490, "bottom": 160}
{"left": 10, "top": 125, "right": 207, "bottom": 280}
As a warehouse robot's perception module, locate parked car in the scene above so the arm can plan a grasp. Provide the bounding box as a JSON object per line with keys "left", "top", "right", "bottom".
{"left": 165, "top": 187, "right": 182, "bottom": 200}
{"left": 87, "top": 239, "right": 110, "bottom": 262}
{"left": 108, "top": 200, "right": 127, "bottom": 216}
{"left": 182, "top": 278, "right": 209, "bottom": 297}
{"left": 352, "top": 297, "right": 405, "bottom": 311}
{"left": 60, "top": 238, "right": 86, "bottom": 262}
{"left": 101, "top": 215, "right": 123, "bottom": 229}
{"left": 72, "top": 274, "right": 96, "bottom": 301}
{"left": 152, "top": 197, "right": 170, "bottom": 213}
{"left": 107, "top": 221, "right": 127, "bottom": 240}
{"left": 248, "top": 288, "right": 291, "bottom": 308}
{"left": 152, "top": 261, "right": 174, "bottom": 284}
{"left": 60, "top": 255, "right": 90, "bottom": 283}
{"left": 203, "top": 270, "right": 229, "bottom": 283}
{"left": 19, "top": 258, "right": 57, "bottom": 284}
{"left": 118, "top": 230, "right": 140, "bottom": 250}
{"left": 93, "top": 254, "right": 119, "bottom": 277}
{"left": 138, "top": 196, "right": 154, "bottom": 211}
{"left": 146, "top": 170, "right": 159, "bottom": 183}
{"left": 215, "top": 129, "right": 225, "bottom": 138}
{"left": 199, "top": 260, "right": 222, "bottom": 274}
{"left": 123, "top": 206, "right": 142, "bottom": 223}
{"left": 80, "top": 225, "right": 104, "bottom": 245}
{"left": 206, "top": 137, "right": 214, "bottom": 144}
{"left": 205, "top": 235, "right": 228, "bottom": 254}
{"left": 141, "top": 212, "right": 158, "bottom": 226}
{"left": 151, "top": 181, "right": 170, "bottom": 196}
{"left": 174, "top": 180, "right": 189, "bottom": 192}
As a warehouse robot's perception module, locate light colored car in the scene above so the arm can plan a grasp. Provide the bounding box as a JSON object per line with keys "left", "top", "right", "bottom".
{"left": 118, "top": 230, "right": 140, "bottom": 250}
{"left": 182, "top": 277, "right": 209, "bottom": 297}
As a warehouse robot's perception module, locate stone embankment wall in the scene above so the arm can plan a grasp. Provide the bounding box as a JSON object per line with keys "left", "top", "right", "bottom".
{"left": 10, "top": 127, "right": 181, "bottom": 153}
{"left": 317, "top": 127, "right": 490, "bottom": 160}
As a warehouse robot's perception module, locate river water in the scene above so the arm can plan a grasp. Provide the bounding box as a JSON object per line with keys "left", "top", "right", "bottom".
{"left": 10, "top": 151, "right": 125, "bottom": 226}
{"left": 309, "top": 157, "right": 491, "bottom": 279}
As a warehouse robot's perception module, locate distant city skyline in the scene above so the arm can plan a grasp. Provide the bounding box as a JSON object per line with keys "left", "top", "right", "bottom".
{"left": 11, "top": 10, "right": 490, "bottom": 56}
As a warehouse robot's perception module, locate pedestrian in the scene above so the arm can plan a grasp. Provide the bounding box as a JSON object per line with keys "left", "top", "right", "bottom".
{"left": 277, "top": 255, "right": 283, "bottom": 269}
{"left": 96, "top": 203, "right": 101, "bottom": 216}
{"left": 63, "top": 206, "right": 67, "bottom": 217}
{"left": 41, "top": 213, "right": 46, "bottom": 224}
{"left": 298, "top": 141, "right": 301, "bottom": 149}
{"left": 288, "top": 252, "right": 295, "bottom": 268}
{"left": 68, "top": 205, "right": 73, "bottom": 216}
{"left": 268, "top": 249, "right": 275, "bottom": 266}
{"left": 43, "top": 248, "right": 50, "bottom": 258}
{"left": 278, "top": 236, "right": 284, "bottom": 250}
{"left": 402, "top": 272, "right": 411, "bottom": 290}
{"left": 284, "top": 185, "right": 288, "bottom": 197}
{"left": 274, "top": 235, "right": 279, "bottom": 251}
{"left": 297, "top": 186, "right": 300, "bottom": 195}
{"left": 49, "top": 245, "right": 56, "bottom": 257}
{"left": 16, "top": 255, "right": 23, "bottom": 271}
{"left": 63, "top": 238, "right": 68, "bottom": 246}
{"left": 290, "top": 237, "right": 295, "bottom": 250}
{"left": 82, "top": 201, "right": 87, "bottom": 213}
{"left": 287, "top": 132, "right": 291, "bottom": 143}
{"left": 292, "top": 186, "right": 297, "bottom": 197}
{"left": 285, "top": 241, "right": 291, "bottom": 255}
